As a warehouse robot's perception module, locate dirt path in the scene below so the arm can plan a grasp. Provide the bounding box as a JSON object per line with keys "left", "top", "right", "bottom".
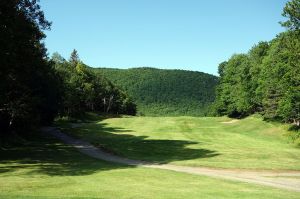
{"left": 42, "top": 127, "right": 300, "bottom": 192}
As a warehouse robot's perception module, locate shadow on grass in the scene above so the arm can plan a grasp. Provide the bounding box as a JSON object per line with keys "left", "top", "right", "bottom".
{"left": 67, "top": 121, "right": 219, "bottom": 164}
{"left": 0, "top": 116, "right": 219, "bottom": 176}
{"left": 0, "top": 133, "right": 133, "bottom": 176}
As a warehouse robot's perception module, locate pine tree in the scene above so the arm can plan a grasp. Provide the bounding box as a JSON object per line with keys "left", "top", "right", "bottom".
{"left": 69, "top": 49, "right": 80, "bottom": 66}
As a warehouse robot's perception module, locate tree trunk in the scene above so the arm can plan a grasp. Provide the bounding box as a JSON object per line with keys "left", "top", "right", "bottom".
{"left": 103, "top": 97, "right": 106, "bottom": 112}
{"left": 106, "top": 95, "right": 114, "bottom": 113}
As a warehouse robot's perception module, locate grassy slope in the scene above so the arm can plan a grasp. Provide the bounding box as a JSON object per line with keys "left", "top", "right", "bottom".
{"left": 0, "top": 133, "right": 299, "bottom": 199}
{"left": 63, "top": 115, "right": 300, "bottom": 170}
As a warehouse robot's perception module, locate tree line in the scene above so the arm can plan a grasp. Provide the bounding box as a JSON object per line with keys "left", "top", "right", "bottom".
{"left": 0, "top": 0, "right": 136, "bottom": 140}
{"left": 52, "top": 50, "right": 136, "bottom": 117}
{"left": 213, "top": 0, "right": 300, "bottom": 126}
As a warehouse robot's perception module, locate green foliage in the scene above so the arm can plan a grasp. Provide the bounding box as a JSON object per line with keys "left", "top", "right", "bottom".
{"left": 0, "top": 0, "right": 61, "bottom": 137}
{"left": 281, "top": 0, "right": 300, "bottom": 30}
{"left": 214, "top": 54, "right": 253, "bottom": 117}
{"left": 260, "top": 31, "right": 300, "bottom": 124}
{"left": 214, "top": 0, "right": 300, "bottom": 126}
{"left": 52, "top": 52, "right": 136, "bottom": 117}
{"left": 93, "top": 67, "right": 218, "bottom": 116}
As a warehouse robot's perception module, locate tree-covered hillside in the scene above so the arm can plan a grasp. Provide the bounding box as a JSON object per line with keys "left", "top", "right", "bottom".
{"left": 94, "top": 67, "right": 218, "bottom": 116}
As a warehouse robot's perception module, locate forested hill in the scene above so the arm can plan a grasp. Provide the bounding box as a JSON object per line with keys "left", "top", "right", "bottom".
{"left": 93, "top": 67, "right": 218, "bottom": 116}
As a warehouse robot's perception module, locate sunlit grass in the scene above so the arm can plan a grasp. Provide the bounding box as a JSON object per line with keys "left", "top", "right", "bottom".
{"left": 0, "top": 133, "right": 299, "bottom": 199}
{"left": 63, "top": 115, "right": 300, "bottom": 170}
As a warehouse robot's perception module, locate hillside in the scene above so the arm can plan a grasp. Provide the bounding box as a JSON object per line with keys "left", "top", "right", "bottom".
{"left": 93, "top": 67, "right": 218, "bottom": 116}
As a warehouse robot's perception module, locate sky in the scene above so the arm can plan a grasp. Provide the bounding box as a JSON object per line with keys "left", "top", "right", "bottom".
{"left": 40, "top": 0, "right": 288, "bottom": 75}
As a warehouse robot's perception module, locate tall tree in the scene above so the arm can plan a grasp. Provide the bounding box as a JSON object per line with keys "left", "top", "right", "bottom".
{"left": 69, "top": 49, "right": 80, "bottom": 66}
{"left": 0, "top": 0, "right": 61, "bottom": 137}
{"left": 214, "top": 54, "right": 251, "bottom": 117}
{"left": 248, "top": 42, "right": 270, "bottom": 112}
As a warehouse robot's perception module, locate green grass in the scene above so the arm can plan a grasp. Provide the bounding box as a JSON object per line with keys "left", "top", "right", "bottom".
{"left": 0, "top": 133, "right": 299, "bottom": 199}
{"left": 61, "top": 115, "right": 300, "bottom": 170}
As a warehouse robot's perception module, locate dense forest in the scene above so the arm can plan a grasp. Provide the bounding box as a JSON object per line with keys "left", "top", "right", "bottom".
{"left": 214, "top": 0, "right": 300, "bottom": 126}
{"left": 94, "top": 68, "right": 218, "bottom": 116}
{"left": 0, "top": 0, "right": 135, "bottom": 140}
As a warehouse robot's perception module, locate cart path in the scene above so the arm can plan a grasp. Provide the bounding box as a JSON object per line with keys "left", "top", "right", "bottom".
{"left": 42, "top": 127, "right": 300, "bottom": 192}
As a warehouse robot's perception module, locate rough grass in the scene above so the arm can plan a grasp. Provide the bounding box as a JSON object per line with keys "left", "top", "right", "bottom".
{"left": 62, "top": 115, "right": 300, "bottom": 170}
{"left": 0, "top": 133, "right": 299, "bottom": 199}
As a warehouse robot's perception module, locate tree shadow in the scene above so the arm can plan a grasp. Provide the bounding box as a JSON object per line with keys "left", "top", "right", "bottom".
{"left": 0, "top": 133, "right": 133, "bottom": 176}
{"left": 68, "top": 121, "right": 219, "bottom": 164}
{"left": 0, "top": 117, "right": 219, "bottom": 176}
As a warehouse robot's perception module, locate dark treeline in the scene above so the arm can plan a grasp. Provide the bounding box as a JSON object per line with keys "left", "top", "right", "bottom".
{"left": 0, "top": 0, "right": 60, "bottom": 136}
{"left": 214, "top": 0, "right": 300, "bottom": 126}
{"left": 0, "top": 0, "right": 135, "bottom": 139}
{"left": 95, "top": 67, "right": 218, "bottom": 116}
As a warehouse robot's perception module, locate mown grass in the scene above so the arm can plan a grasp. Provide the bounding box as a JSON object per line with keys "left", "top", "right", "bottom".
{"left": 62, "top": 115, "right": 300, "bottom": 170}
{"left": 0, "top": 133, "right": 299, "bottom": 199}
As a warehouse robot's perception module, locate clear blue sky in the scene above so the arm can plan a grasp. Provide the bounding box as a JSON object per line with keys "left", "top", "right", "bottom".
{"left": 40, "top": 0, "right": 288, "bottom": 75}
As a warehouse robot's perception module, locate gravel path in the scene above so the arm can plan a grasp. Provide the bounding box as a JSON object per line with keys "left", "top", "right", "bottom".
{"left": 42, "top": 127, "right": 300, "bottom": 192}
